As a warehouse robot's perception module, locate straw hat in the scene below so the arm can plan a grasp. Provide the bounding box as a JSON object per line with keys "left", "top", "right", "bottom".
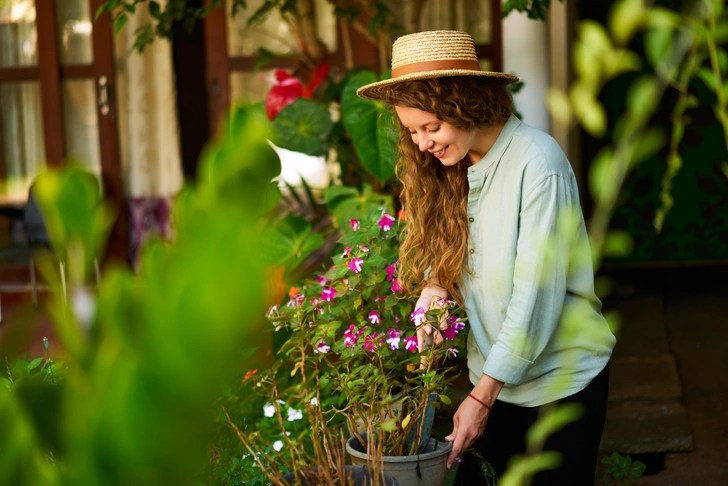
{"left": 357, "top": 30, "right": 519, "bottom": 101}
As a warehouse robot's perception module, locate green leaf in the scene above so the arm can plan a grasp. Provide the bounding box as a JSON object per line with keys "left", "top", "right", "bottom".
{"left": 604, "top": 230, "right": 634, "bottom": 257}
{"left": 149, "top": 1, "right": 161, "bottom": 18}
{"left": 0, "top": 377, "right": 11, "bottom": 390}
{"left": 113, "top": 13, "right": 128, "bottom": 34}
{"left": 627, "top": 75, "right": 660, "bottom": 125}
{"left": 439, "top": 394, "right": 451, "bottom": 405}
{"left": 324, "top": 184, "right": 392, "bottom": 231}
{"left": 94, "top": 4, "right": 106, "bottom": 20}
{"left": 630, "top": 461, "right": 647, "bottom": 478}
{"left": 341, "top": 70, "right": 398, "bottom": 182}
{"left": 588, "top": 148, "right": 615, "bottom": 204}
{"left": 645, "top": 29, "right": 674, "bottom": 69}
{"left": 28, "top": 357, "right": 44, "bottom": 370}
{"left": 271, "top": 99, "right": 332, "bottom": 156}
{"left": 525, "top": 403, "right": 583, "bottom": 449}
{"left": 631, "top": 127, "right": 666, "bottom": 167}
{"left": 546, "top": 86, "right": 572, "bottom": 127}
{"left": 697, "top": 67, "right": 717, "bottom": 91}
{"left": 571, "top": 83, "right": 606, "bottom": 138}
{"left": 609, "top": 0, "right": 646, "bottom": 46}
{"left": 260, "top": 215, "right": 324, "bottom": 270}
{"left": 620, "top": 454, "right": 632, "bottom": 469}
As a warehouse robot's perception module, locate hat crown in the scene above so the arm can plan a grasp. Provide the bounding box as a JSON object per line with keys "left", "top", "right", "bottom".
{"left": 391, "top": 30, "right": 478, "bottom": 70}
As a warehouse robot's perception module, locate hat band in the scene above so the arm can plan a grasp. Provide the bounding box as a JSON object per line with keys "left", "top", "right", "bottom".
{"left": 392, "top": 59, "right": 481, "bottom": 78}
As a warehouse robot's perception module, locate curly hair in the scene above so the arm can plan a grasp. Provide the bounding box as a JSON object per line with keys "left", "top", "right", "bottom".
{"left": 381, "top": 77, "right": 513, "bottom": 303}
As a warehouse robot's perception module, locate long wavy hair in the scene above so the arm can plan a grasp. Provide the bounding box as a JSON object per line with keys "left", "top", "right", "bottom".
{"left": 381, "top": 77, "right": 513, "bottom": 303}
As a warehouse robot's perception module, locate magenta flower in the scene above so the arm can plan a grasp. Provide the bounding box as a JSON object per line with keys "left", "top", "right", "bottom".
{"left": 404, "top": 335, "right": 418, "bottom": 352}
{"left": 266, "top": 305, "right": 279, "bottom": 318}
{"left": 378, "top": 212, "right": 396, "bottom": 231}
{"left": 322, "top": 287, "right": 336, "bottom": 301}
{"left": 442, "top": 325, "right": 458, "bottom": 341}
{"left": 316, "top": 341, "right": 331, "bottom": 354}
{"left": 342, "top": 246, "right": 352, "bottom": 258}
{"left": 363, "top": 332, "right": 380, "bottom": 352}
{"left": 446, "top": 346, "right": 459, "bottom": 358}
{"left": 385, "top": 263, "right": 397, "bottom": 281}
{"left": 369, "top": 310, "right": 380, "bottom": 324}
{"left": 410, "top": 307, "right": 426, "bottom": 326}
{"left": 391, "top": 279, "right": 403, "bottom": 293}
{"left": 316, "top": 275, "right": 329, "bottom": 286}
{"left": 344, "top": 325, "right": 360, "bottom": 347}
{"left": 286, "top": 294, "right": 304, "bottom": 308}
{"left": 386, "top": 329, "right": 402, "bottom": 350}
{"left": 350, "top": 219, "right": 360, "bottom": 231}
{"left": 358, "top": 245, "right": 369, "bottom": 252}
{"left": 348, "top": 257, "right": 364, "bottom": 273}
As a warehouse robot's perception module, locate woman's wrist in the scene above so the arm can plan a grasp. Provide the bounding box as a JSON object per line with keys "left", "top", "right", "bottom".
{"left": 471, "top": 373, "right": 503, "bottom": 407}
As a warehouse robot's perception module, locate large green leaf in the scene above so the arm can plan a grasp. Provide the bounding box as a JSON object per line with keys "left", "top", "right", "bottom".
{"left": 271, "top": 98, "right": 332, "bottom": 156}
{"left": 324, "top": 184, "right": 393, "bottom": 231}
{"left": 341, "top": 71, "right": 399, "bottom": 183}
{"left": 260, "top": 214, "right": 324, "bottom": 270}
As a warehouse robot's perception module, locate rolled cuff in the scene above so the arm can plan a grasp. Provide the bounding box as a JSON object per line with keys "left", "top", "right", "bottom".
{"left": 482, "top": 342, "right": 534, "bottom": 385}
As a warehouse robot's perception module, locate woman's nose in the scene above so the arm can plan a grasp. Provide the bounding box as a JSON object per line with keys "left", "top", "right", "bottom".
{"left": 418, "top": 134, "right": 432, "bottom": 152}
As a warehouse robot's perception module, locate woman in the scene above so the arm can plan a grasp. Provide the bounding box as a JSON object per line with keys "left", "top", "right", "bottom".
{"left": 357, "top": 31, "right": 616, "bottom": 484}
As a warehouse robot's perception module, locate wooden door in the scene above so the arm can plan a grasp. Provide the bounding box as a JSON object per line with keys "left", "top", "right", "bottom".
{"left": 0, "top": 0, "right": 127, "bottom": 262}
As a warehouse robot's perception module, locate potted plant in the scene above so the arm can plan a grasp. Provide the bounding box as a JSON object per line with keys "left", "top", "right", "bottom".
{"left": 253, "top": 211, "right": 467, "bottom": 485}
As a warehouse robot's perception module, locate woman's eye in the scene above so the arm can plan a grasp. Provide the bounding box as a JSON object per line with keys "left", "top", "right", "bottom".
{"left": 428, "top": 126, "right": 440, "bottom": 133}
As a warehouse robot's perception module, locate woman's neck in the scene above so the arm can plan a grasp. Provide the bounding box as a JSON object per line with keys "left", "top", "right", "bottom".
{"left": 468, "top": 119, "right": 507, "bottom": 165}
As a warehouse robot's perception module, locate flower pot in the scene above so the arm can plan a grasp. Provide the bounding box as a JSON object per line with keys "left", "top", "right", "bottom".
{"left": 346, "top": 434, "right": 453, "bottom": 486}
{"left": 275, "top": 465, "right": 399, "bottom": 485}
{"left": 348, "top": 393, "right": 437, "bottom": 453}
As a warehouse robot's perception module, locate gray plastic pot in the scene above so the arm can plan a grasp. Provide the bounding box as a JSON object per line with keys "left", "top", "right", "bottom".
{"left": 346, "top": 434, "right": 453, "bottom": 486}
{"left": 275, "top": 465, "right": 399, "bottom": 485}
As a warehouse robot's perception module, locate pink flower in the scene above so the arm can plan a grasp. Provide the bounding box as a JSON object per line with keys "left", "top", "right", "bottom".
{"left": 316, "top": 275, "right": 329, "bottom": 286}
{"left": 342, "top": 247, "right": 352, "bottom": 258}
{"left": 322, "top": 287, "right": 336, "bottom": 301}
{"left": 358, "top": 245, "right": 369, "bottom": 252}
{"left": 266, "top": 305, "right": 279, "bottom": 318}
{"left": 316, "top": 341, "right": 331, "bottom": 354}
{"left": 410, "top": 307, "right": 426, "bottom": 326}
{"left": 350, "top": 219, "right": 360, "bottom": 231}
{"left": 378, "top": 213, "right": 396, "bottom": 232}
{"left": 363, "top": 332, "right": 380, "bottom": 352}
{"left": 442, "top": 325, "right": 458, "bottom": 341}
{"left": 344, "top": 325, "right": 360, "bottom": 347}
{"left": 369, "top": 310, "right": 381, "bottom": 324}
{"left": 385, "top": 263, "right": 397, "bottom": 281}
{"left": 348, "top": 257, "right": 364, "bottom": 273}
{"left": 391, "top": 279, "right": 403, "bottom": 293}
{"left": 404, "top": 335, "right": 418, "bottom": 352}
{"left": 386, "top": 329, "right": 401, "bottom": 350}
{"left": 286, "top": 294, "right": 304, "bottom": 307}
{"left": 446, "top": 346, "right": 459, "bottom": 358}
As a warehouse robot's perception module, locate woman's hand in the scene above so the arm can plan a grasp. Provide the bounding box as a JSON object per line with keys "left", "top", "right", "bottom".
{"left": 414, "top": 283, "right": 448, "bottom": 352}
{"left": 445, "top": 374, "right": 504, "bottom": 468}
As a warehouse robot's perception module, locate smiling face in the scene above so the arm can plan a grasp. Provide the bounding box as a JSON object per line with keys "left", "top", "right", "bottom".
{"left": 395, "top": 105, "right": 483, "bottom": 166}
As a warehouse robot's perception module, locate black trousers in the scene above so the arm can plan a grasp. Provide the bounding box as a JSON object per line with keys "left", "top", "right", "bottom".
{"left": 455, "top": 364, "right": 610, "bottom": 485}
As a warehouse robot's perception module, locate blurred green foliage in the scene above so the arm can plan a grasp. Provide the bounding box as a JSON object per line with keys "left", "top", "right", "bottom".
{"left": 0, "top": 104, "right": 277, "bottom": 485}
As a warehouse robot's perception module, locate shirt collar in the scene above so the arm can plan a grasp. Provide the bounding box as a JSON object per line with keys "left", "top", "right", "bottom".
{"left": 467, "top": 113, "right": 521, "bottom": 176}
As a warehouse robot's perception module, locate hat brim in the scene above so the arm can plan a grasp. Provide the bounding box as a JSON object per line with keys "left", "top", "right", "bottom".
{"left": 356, "top": 70, "right": 520, "bottom": 101}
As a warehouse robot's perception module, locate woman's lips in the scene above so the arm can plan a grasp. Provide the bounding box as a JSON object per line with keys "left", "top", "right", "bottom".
{"left": 432, "top": 146, "right": 448, "bottom": 159}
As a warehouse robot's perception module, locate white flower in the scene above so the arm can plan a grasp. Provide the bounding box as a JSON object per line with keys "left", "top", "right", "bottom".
{"left": 287, "top": 407, "right": 303, "bottom": 421}
{"left": 263, "top": 404, "right": 275, "bottom": 417}
{"left": 273, "top": 440, "right": 284, "bottom": 451}
{"left": 310, "top": 397, "right": 319, "bottom": 406}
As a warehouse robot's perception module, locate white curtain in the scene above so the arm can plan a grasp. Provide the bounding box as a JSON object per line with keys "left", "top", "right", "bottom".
{"left": 114, "top": 0, "right": 183, "bottom": 198}
{"left": 0, "top": 0, "right": 45, "bottom": 202}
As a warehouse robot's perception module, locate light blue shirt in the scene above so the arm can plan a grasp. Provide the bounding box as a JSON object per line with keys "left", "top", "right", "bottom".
{"left": 464, "top": 114, "right": 615, "bottom": 407}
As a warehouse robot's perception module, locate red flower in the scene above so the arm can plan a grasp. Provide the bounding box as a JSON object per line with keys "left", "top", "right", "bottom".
{"left": 265, "top": 69, "right": 303, "bottom": 120}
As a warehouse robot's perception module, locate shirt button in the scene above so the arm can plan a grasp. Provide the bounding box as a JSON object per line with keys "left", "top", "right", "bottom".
{"left": 469, "top": 217, "right": 474, "bottom": 223}
{"left": 469, "top": 249, "right": 475, "bottom": 254}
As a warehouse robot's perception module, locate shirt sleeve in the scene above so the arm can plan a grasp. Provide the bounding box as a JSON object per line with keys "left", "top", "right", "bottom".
{"left": 481, "top": 173, "right": 577, "bottom": 385}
